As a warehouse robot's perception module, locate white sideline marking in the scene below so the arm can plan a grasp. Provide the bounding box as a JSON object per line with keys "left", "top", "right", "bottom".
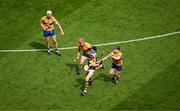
{"left": 0, "top": 31, "right": 180, "bottom": 53}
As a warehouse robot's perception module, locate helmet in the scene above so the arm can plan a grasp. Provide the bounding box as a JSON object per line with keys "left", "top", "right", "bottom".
{"left": 47, "top": 10, "right": 52, "bottom": 15}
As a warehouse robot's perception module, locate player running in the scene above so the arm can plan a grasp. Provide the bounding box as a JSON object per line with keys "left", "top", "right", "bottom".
{"left": 103, "top": 46, "right": 123, "bottom": 84}
{"left": 81, "top": 54, "right": 103, "bottom": 96}
{"left": 75, "top": 38, "right": 97, "bottom": 74}
{"left": 40, "top": 10, "right": 64, "bottom": 55}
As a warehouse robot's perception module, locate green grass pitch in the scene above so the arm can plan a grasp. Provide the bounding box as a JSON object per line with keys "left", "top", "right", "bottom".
{"left": 0, "top": 0, "right": 180, "bottom": 110}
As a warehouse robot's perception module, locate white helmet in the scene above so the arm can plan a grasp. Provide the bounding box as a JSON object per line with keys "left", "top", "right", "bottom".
{"left": 47, "top": 10, "right": 52, "bottom": 15}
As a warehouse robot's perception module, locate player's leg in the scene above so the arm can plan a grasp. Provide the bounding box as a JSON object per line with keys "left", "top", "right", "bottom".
{"left": 89, "top": 77, "right": 93, "bottom": 86}
{"left": 44, "top": 30, "right": 51, "bottom": 54}
{"left": 114, "top": 66, "right": 122, "bottom": 84}
{"left": 52, "top": 35, "right": 61, "bottom": 55}
{"left": 109, "top": 67, "right": 116, "bottom": 82}
{"left": 51, "top": 30, "right": 60, "bottom": 55}
{"left": 52, "top": 35, "right": 58, "bottom": 48}
{"left": 114, "top": 71, "right": 120, "bottom": 84}
{"left": 84, "top": 72, "right": 93, "bottom": 86}
{"left": 45, "top": 36, "right": 51, "bottom": 54}
{"left": 77, "top": 55, "right": 87, "bottom": 74}
{"left": 82, "top": 70, "right": 94, "bottom": 96}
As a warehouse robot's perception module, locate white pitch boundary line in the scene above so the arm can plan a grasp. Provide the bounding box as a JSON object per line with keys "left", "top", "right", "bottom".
{"left": 0, "top": 31, "right": 180, "bottom": 53}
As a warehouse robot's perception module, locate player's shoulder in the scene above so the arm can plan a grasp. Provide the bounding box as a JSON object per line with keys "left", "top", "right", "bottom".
{"left": 51, "top": 16, "right": 57, "bottom": 21}
{"left": 85, "top": 42, "right": 92, "bottom": 47}
{"left": 111, "top": 51, "right": 115, "bottom": 56}
{"left": 78, "top": 43, "right": 81, "bottom": 48}
{"left": 111, "top": 51, "right": 122, "bottom": 56}
{"left": 41, "top": 16, "right": 46, "bottom": 20}
{"left": 118, "top": 51, "right": 122, "bottom": 56}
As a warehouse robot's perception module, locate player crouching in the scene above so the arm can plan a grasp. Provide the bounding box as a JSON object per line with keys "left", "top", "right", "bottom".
{"left": 81, "top": 55, "right": 103, "bottom": 96}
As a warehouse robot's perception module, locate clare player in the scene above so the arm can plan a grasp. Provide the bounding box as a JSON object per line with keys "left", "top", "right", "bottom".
{"left": 40, "top": 10, "right": 64, "bottom": 55}
{"left": 103, "top": 46, "right": 123, "bottom": 84}
{"left": 81, "top": 54, "right": 103, "bottom": 96}
{"left": 75, "top": 38, "right": 97, "bottom": 74}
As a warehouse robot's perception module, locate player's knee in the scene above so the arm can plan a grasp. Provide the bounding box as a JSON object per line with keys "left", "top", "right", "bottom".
{"left": 109, "top": 73, "right": 113, "bottom": 77}
{"left": 80, "top": 61, "right": 83, "bottom": 65}
{"left": 53, "top": 40, "right": 57, "bottom": 44}
{"left": 109, "top": 71, "right": 113, "bottom": 75}
{"left": 79, "top": 63, "right": 83, "bottom": 66}
{"left": 85, "top": 77, "right": 89, "bottom": 81}
{"left": 117, "top": 73, "right": 121, "bottom": 77}
{"left": 80, "top": 56, "right": 87, "bottom": 64}
{"left": 80, "top": 60, "right": 85, "bottom": 65}
{"left": 85, "top": 78, "right": 89, "bottom": 82}
{"left": 45, "top": 41, "right": 50, "bottom": 44}
{"left": 79, "top": 64, "right": 84, "bottom": 70}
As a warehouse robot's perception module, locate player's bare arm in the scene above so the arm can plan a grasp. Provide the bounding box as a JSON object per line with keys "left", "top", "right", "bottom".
{"left": 55, "top": 21, "right": 64, "bottom": 36}
{"left": 40, "top": 21, "right": 46, "bottom": 31}
{"left": 112, "top": 55, "right": 121, "bottom": 60}
{"left": 74, "top": 47, "right": 81, "bottom": 61}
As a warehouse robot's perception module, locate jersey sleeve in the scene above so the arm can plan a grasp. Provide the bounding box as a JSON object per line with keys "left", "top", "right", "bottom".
{"left": 40, "top": 17, "right": 46, "bottom": 30}
{"left": 119, "top": 52, "right": 122, "bottom": 57}
{"left": 85, "top": 43, "right": 92, "bottom": 49}
{"left": 52, "top": 16, "right": 58, "bottom": 23}
{"left": 110, "top": 52, "right": 114, "bottom": 56}
{"left": 40, "top": 16, "right": 45, "bottom": 23}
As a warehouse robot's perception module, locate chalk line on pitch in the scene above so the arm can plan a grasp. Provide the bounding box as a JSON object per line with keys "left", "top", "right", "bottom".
{"left": 0, "top": 31, "right": 180, "bottom": 53}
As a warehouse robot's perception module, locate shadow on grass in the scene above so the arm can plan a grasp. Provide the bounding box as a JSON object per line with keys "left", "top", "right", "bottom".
{"left": 29, "top": 41, "right": 49, "bottom": 54}
{"left": 74, "top": 71, "right": 112, "bottom": 91}
{"left": 74, "top": 77, "right": 84, "bottom": 90}
{"left": 112, "top": 59, "right": 180, "bottom": 110}
{"left": 66, "top": 63, "right": 79, "bottom": 75}
{"left": 94, "top": 72, "right": 112, "bottom": 83}
{"left": 29, "top": 41, "right": 46, "bottom": 49}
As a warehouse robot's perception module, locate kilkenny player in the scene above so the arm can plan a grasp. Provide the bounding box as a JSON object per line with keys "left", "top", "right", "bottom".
{"left": 103, "top": 46, "right": 123, "bottom": 84}
{"left": 81, "top": 55, "right": 103, "bottom": 96}
{"left": 40, "top": 10, "right": 64, "bottom": 55}
{"left": 75, "top": 38, "right": 97, "bottom": 74}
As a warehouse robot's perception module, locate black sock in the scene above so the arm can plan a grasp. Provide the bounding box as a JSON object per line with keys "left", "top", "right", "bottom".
{"left": 116, "top": 76, "right": 119, "bottom": 81}
{"left": 112, "top": 76, "right": 115, "bottom": 81}
{"left": 84, "top": 81, "right": 89, "bottom": 91}
{"left": 89, "top": 78, "right": 93, "bottom": 84}
{"left": 112, "top": 73, "right": 116, "bottom": 81}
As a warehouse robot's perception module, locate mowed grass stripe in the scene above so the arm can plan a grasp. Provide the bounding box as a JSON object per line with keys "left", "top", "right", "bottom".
{"left": 0, "top": 35, "right": 179, "bottom": 110}
{"left": 0, "top": 0, "right": 180, "bottom": 110}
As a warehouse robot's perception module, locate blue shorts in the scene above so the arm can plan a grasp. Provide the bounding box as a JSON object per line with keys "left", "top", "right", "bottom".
{"left": 111, "top": 63, "right": 122, "bottom": 71}
{"left": 44, "top": 29, "right": 56, "bottom": 37}
{"left": 83, "top": 50, "right": 97, "bottom": 58}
